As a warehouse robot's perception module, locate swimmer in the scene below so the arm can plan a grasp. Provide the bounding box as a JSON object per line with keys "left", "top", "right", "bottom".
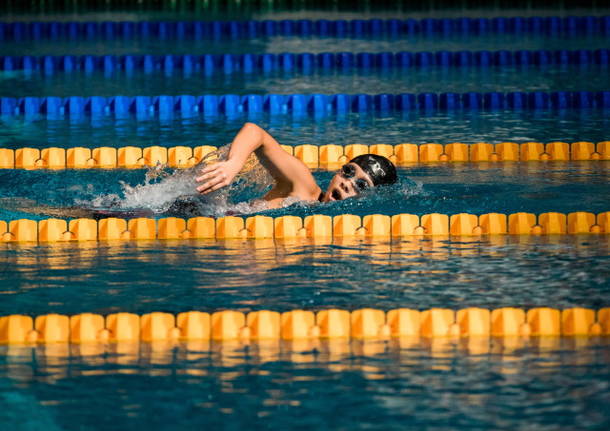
{"left": 6, "top": 123, "right": 397, "bottom": 219}
{"left": 194, "top": 122, "right": 397, "bottom": 208}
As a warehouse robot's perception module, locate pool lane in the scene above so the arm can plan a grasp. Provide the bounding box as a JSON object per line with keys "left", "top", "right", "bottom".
{"left": 0, "top": 162, "right": 608, "bottom": 220}
{"left": 0, "top": 234, "right": 608, "bottom": 315}
{"left": 1, "top": 111, "right": 608, "bottom": 150}
{"left": 2, "top": 64, "right": 609, "bottom": 97}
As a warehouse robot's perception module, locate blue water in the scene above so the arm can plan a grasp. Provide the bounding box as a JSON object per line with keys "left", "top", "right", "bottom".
{"left": 2, "top": 65, "right": 609, "bottom": 97}
{"left": 1, "top": 337, "right": 610, "bottom": 431}
{"left": 1, "top": 7, "right": 610, "bottom": 431}
{"left": 3, "top": 8, "right": 609, "bottom": 22}
{"left": 1, "top": 163, "right": 609, "bottom": 220}
{"left": 1, "top": 34, "right": 609, "bottom": 57}
{"left": 0, "top": 235, "right": 609, "bottom": 315}
{"left": 1, "top": 110, "right": 609, "bottom": 150}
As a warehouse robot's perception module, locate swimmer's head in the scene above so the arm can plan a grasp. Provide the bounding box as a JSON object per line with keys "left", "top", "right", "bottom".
{"left": 322, "top": 154, "right": 397, "bottom": 202}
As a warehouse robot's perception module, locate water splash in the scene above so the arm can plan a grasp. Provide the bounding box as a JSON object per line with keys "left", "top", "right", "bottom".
{"left": 400, "top": 178, "right": 426, "bottom": 199}
{"left": 76, "top": 145, "right": 275, "bottom": 217}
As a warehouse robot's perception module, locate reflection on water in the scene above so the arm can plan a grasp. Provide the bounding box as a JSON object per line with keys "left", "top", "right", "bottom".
{"left": 1, "top": 336, "right": 610, "bottom": 430}
{"left": 0, "top": 235, "right": 608, "bottom": 315}
{"left": 1, "top": 336, "right": 608, "bottom": 377}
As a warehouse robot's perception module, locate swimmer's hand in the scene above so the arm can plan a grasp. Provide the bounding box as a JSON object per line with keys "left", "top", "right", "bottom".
{"left": 195, "top": 159, "right": 241, "bottom": 194}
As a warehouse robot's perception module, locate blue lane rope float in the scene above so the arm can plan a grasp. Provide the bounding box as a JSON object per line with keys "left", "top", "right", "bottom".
{"left": 1, "top": 91, "right": 608, "bottom": 118}
{"left": 2, "top": 49, "right": 609, "bottom": 75}
{"left": 1, "top": 16, "right": 609, "bottom": 41}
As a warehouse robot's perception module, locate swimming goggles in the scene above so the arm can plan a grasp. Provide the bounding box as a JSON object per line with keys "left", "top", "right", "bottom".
{"left": 341, "top": 164, "right": 371, "bottom": 193}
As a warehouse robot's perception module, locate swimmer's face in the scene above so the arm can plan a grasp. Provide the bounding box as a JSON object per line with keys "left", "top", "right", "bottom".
{"left": 322, "top": 163, "right": 374, "bottom": 202}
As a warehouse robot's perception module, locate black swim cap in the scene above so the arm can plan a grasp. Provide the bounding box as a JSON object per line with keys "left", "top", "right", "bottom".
{"left": 350, "top": 154, "right": 397, "bottom": 187}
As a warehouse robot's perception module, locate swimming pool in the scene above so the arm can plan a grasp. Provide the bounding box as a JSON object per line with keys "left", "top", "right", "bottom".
{"left": 1, "top": 7, "right": 610, "bottom": 431}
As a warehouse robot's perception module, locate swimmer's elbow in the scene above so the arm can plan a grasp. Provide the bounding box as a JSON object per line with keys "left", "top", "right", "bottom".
{"left": 242, "top": 122, "right": 279, "bottom": 151}
{"left": 242, "top": 122, "right": 264, "bottom": 134}
{"left": 241, "top": 122, "right": 269, "bottom": 146}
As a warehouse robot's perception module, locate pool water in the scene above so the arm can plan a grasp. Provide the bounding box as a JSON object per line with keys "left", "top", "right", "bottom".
{"left": 3, "top": 65, "right": 610, "bottom": 97}
{"left": 1, "top": 110, "right": 609, "bottom": 150}
{"left": 2, "top": 34, "right": 609, "bottom": 57}
{"left": 1, "top": 6, "right": 610, "bottom": 431}
{"left": 1, "top": 235, "right": 609, "bottom": 315}
{"left": 1, "top": 163, "right": 609, "bottom": 220}
{"left": 2, "top": 336, "right": 610, "bottom": 431}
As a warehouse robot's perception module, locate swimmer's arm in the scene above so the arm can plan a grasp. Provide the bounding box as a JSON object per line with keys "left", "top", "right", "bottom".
{"left": 196, "top": 123, "right": 318, "bottom": 196}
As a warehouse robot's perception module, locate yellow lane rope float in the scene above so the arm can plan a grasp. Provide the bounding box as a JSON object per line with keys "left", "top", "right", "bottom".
{"left": 1, "top": 212, "right": 609, "bottom": 242}
{"left": 1, "top": 308, "right": 609, "bottom": 344}
{"left": 0, "top": 141, "right": 609, "bottom": 169}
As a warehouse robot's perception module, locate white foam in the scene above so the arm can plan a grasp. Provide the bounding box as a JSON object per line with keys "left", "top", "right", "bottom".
{"left": 400, "top": 179, "right": 427, "bottom": 198}
{"left": 76, "top": 146, "right": 275, "bottom": 216}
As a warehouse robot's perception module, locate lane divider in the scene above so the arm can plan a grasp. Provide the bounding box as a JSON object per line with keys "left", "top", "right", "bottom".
{"left": 1, "top": 91, "right": 609, "bottom": 119}
{"left": 3, "top": 49, "right": 609, "bottom": 75}
{"left": 1, "top": 307, "right": 608, "bottom": 344}
{"left": 1, "top": 141, "right": 608, "bottom": 170}
{"left": 1, "top": 212, "right": 609, "bottom": 242}
{"left": 1, "top": 16, "right": 608, "bottom": 41}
